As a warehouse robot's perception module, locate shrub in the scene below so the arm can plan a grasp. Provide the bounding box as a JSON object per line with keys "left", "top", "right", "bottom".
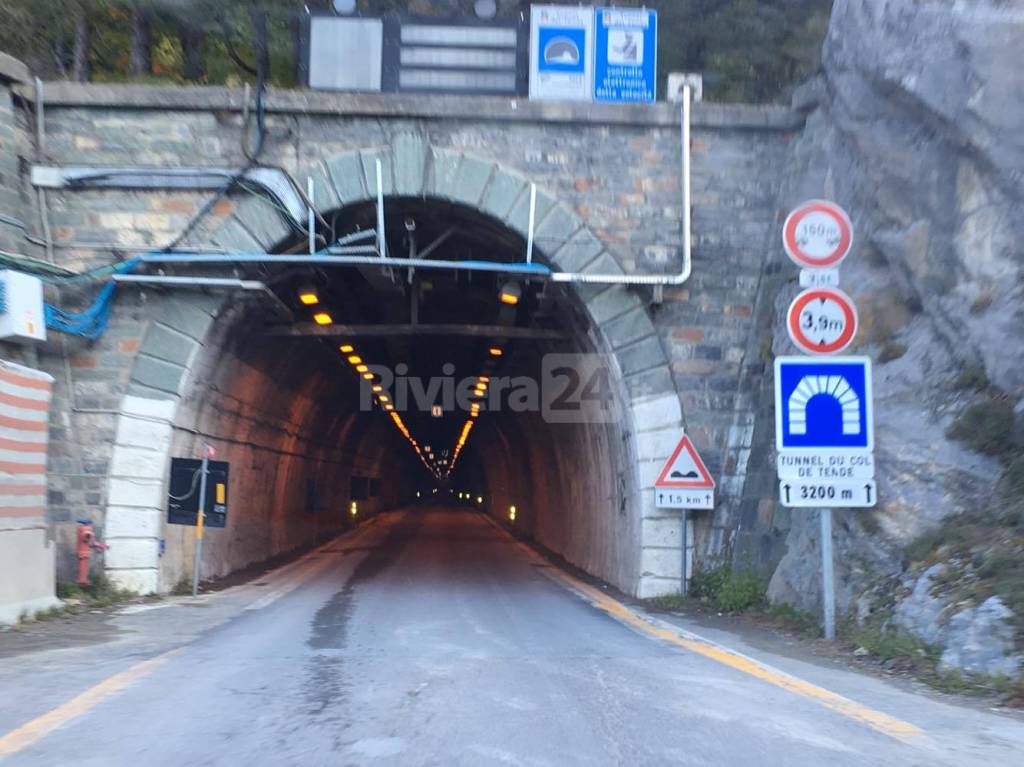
{"left": 954, "top": 365, "right": 989, "bottom": 392}
{"left": 878, "top": 342, "right": 908, "bottom": 364}
{"left": 946, "top": 399, "right": 1014, "bottom": 456}
{"left": 716, "top": 573, "right": 766, "bottom": 612}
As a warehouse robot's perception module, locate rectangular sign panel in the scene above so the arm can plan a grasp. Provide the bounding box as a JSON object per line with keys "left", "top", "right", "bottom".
{"left": 777, "top": 451, "right": 875, "bottom": 480}
{"left": 593, "top": 8, "right": 657, "bottom": 103}
{"left": 167, "top": 458, "right": 229, "bottom": 528}
{"left": 529, "top": 5, "right": 594, "bottom": 100}
{"left": 655, "top": 488, "right": 714, "bottom": 510}
{"left": 774, "top": 356, "right": 874, "bottom": 451}
{"left": 779, "top": 479, "right": 877, "bottom": 508}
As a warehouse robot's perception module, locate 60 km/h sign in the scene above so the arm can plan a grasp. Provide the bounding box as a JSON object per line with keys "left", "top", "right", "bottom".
{"left": 783, "top": 199, "right": 853, "bottom": 269}
{"left": 787, "top": 287, "right": 858, "bottom": 355}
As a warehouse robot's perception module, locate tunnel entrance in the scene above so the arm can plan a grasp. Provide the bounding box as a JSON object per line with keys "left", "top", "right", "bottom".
{"left": 111, "top": 147, "right": 685, "bottom": 599}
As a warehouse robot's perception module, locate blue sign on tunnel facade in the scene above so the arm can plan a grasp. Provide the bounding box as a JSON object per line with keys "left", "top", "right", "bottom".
{"left": 774, "top": 356, "right": 874, "bottom": 451}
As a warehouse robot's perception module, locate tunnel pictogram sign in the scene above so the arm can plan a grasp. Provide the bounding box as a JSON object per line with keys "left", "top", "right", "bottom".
{"left": 774, "top": 356, "right": 874, "bottom": 452}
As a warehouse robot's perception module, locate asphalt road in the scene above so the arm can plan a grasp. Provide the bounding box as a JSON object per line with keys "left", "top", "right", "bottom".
{"left": 1, "top": 507, "right": 1023, "bottom": 766}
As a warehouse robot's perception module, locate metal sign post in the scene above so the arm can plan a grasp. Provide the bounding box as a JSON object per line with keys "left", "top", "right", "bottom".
{"left": 820, "top": 508, "right": 836, "bottom": 639}
{"left": 191, "top": 445, "right": 214, "bottom": 598}
{"left": 654, "top": 434, "right": 715, "bottom": 595}
{"left": 775, "top": 199, "right": 874, "bottom": 640}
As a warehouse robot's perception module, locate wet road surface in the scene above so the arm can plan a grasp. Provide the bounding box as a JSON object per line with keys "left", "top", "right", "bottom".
{"left": 1, "top": 507, "right": 1023, "bottom": 766}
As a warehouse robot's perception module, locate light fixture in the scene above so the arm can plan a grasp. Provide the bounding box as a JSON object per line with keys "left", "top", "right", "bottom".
{"left": 379, "top": 394, "right": 389, "bottom": 403}
{"left": 347, "top": 355, "right": 362, "bottom": 364}
{"left": 362, "top": 372, "right": 374, "bottom": 380}
{"left": 488, "top": 347, "right": 503, "bottom": 357}
{"left": 356, "top": 364, "right": 368, "bottom": 373}
{"left": 372, "top": 384, "right": 383, "bottom": 393}
{"left": 509, "top": 505, "right": 516, "bottom": 522}
{"left": 477, "top": 496, "right": 483, "bottom": 504}
{"left": 339, "top": 344, "right": 354, "bottom": 353}
{"left": 350, "top": 500, "right": 358, "bottom": 516}
{"left": 298, "top": 284, "right": 319, "bottom": 305}
{"left": 498, "top": 281, "right": 521, "bottom": 306}
{"left": 474, "top": 0, "right": 497, "bottom": 20}
{"left": 313, "top": 311, "right": 333, "bottom": 325}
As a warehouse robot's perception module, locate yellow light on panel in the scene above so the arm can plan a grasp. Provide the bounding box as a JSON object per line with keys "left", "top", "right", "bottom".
{"left": 350, "top": 501, "right": 358, "bottom": 517}
{"left": 347, "top": 355, "right": 362, "bottom": 364}
{"left": 299, "top": 291, "right": 319, "bottom": 306}
{"left": 356, "top": 364, "right": 369, "bottom": 373}
{"left": 488, "top": 347, "right": 503, "bottom": 357}
{"left": 313, "top": 312, "right": 333, "bottom": 325}
{"left": 339, "top": 344, "right": 354, "bottom": 353}
{"left": 372, "top": 385, "right": 383, "bottom": 393}
{"left": 509, "top": 505, "right": 517, "bottom": 522}
{"left": 363, "top": 372, "right": 374, "bottom": 380}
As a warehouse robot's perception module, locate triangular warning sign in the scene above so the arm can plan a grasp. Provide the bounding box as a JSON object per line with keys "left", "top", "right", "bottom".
{"left": 654, "top": 435, "right": 715, "bottom": 489}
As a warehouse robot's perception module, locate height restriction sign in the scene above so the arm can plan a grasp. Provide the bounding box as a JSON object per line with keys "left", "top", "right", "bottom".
{"left": 787, "top": 287, "right": 858, "bottom": 355}
{"left": 783, "top": 200, "right": 853, "bottom": 269}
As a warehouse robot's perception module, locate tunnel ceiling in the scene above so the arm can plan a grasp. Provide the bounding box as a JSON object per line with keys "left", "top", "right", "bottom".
{"left": 218, "top": 197, "right": 601, "bottom": 486}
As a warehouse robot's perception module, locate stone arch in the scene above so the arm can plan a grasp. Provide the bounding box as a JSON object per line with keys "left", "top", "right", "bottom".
{"left": 105, "top": 139, "right": 686, "bottom": 598}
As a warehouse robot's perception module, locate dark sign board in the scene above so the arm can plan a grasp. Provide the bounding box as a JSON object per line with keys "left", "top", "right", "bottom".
{"left": 302, "top": 13, "right": 527, "bottom": 97}
{"left": 167, "top": 458, "right": 229, "bottom": 528}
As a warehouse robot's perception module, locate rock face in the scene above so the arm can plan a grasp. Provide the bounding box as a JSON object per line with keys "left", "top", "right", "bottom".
{"left": 766, "top": 0, "right": 1024, "bottom": 675}
{"left": 893, "top": 566, "right": 1022, "bottom": 678}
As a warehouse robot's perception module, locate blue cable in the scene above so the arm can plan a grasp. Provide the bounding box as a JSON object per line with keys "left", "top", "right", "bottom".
{"left": 43, "top": 257, "right": 141, "bottom": 340}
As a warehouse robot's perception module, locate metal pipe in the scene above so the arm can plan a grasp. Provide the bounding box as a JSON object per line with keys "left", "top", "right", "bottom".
{"left": 549, "top": 85, "right": 692, "bottom": 286}
{"left": 139, "top": 252, "right": 551, "bottom": 277}
{"left": 376, "top": 158, "right": 386, "bottom": 260}
{"left": 33, "top": 78, "right": 45, "bottom": 153}
{"left": 113, "top": 274, "right": 268, "bottom": 289}
{"left": 112, "top": 274, "right": 293, "bottom": 318}
{"left": 526, "top": 183, "right": 536, "bottom": 265}
{"left": 307, "top": 176, "right": 315, "bottom": 255}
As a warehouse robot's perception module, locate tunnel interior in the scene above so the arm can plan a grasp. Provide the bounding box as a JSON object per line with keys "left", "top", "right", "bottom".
{"left": 160, "top": 197, "right": 643, "bottom": 594}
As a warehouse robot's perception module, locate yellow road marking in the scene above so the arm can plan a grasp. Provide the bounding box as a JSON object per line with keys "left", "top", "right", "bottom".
{"left": 482, "top": 518, "right": 926, "bottom": 746}
{"left": 0, "top": 650, "right": 178, "bottom": 759}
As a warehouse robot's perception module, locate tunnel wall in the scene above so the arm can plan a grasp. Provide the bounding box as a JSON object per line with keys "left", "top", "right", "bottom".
{"left": 4, "top": 82, "right": 800, "bottom": 596}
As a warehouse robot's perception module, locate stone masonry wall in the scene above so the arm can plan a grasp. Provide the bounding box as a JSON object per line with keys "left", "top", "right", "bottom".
{"left": 1, "top": 81, "right": 802, "bottom": 588}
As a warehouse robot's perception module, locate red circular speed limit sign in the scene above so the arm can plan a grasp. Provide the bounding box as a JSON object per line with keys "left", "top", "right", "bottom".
{"left": 787, "top": 287, "right": 858, "bottom": 354}
{"left": 782, "top": 200, "right": 853, "bottom": 269}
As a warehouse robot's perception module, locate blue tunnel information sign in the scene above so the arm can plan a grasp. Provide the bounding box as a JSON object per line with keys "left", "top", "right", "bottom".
{"left": 774, "top": 356, "right": 874, "bottom": 451}
{"left": 593, "top": 8, "right": 657, "bottom": 103}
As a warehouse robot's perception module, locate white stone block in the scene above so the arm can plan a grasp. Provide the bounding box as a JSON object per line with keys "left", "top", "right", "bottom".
{"left": 638, "top": 459, "right": 663, "bottom": 489}
{"left": 108, "top": 568, "right": 158, "bottom": 595}
{"left": 641, "top": 546, "right": 683, "bottom": 580}
{"left": 105, "top": 507, "right": 161, "bottom": 539}
{"left": 115, "top": 415, "right": 172, "bottom": 452}
{"left": 107, "top": 477, "right": 163, "bottom": 509}
{"left": 105, "top": 538, "right": 160, "bottom": 570}
{"left": 641, "top": 516, "right": 683, "bottom": 548}
{"left": 120, "top": 394, "right": 177, "bottom": 423}
{"left": 110, "top": 446, "right": 167, "bottom": 480}
{"left": 631, "top": 393, "right": 682, "bottom": 433}
{"left": 637, "top": 575, "right": 681, "bottom": 599}
{"left": 636, "top": 427, "right": 683, "bottom": 461}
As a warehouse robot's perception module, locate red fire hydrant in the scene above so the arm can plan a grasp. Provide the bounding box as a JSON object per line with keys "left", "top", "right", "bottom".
{"left": 76, "top": 520, "right": 109, "bottom": 587}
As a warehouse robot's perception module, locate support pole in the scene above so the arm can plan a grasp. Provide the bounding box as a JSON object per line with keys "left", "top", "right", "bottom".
{"left": 307, "top": 176, "right": 315, "bottom": 255}
{"left": 681, "top": 510, "right": 689, "bottom": 596}
{"left": 820, "top": 508, "right": 835, "bottom": 639}
{"left": 525, "top": 183, "right": 536, "bottom": 264}
{"left": 191, "top": 449, "right": 210, "bottom": 598}
{"left": 376, "top": 158, "right": 386, "bottom": 259}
